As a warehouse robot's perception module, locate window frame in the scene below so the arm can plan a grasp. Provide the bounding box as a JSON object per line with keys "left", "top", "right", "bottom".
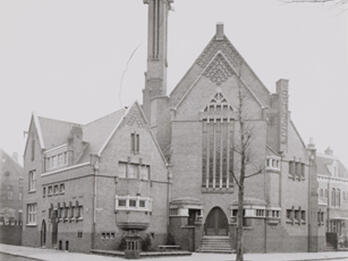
{"left": 26, "top": 203, "right": 37, "bottom": 226}
{"left": 28, "top": 170, "right": 36, "bottom": 192}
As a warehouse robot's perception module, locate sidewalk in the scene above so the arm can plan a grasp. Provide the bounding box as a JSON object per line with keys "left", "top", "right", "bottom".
{"left": 2, "top": 243, "right": 348, "bottom": 261}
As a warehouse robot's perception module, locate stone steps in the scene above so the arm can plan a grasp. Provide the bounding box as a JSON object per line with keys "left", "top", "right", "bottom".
{"left": 197, "top": 236, "right": 234, "bottom": 253}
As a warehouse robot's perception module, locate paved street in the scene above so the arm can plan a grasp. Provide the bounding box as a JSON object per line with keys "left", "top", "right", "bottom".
{"left": 2, "top": 244, "right": 348, "bottom": 261}
{"left": 0, "top": 252, "right": 41, "bottom": 261}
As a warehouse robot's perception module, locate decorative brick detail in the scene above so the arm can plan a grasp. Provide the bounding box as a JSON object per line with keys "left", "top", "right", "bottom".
{"left": 202, "top": 53, "right": 234, "bottom": 86}
{"left": 125, "top": 107, "right": 145, "bottom": 128}
{"left": 196, "top": 38, "right": 242, "bottom": 70}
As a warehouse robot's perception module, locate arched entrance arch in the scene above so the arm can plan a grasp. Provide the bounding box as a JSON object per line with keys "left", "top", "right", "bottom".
{"left": 40, "top": 219, "right": 47, "bottom": 247}
{"left": 204, "top": 207, "right": 228, "bottom": 236}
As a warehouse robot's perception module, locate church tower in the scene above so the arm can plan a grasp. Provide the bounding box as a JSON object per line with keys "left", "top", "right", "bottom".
{"left": 143, "top": 0, "right": 172, "bottom": 125}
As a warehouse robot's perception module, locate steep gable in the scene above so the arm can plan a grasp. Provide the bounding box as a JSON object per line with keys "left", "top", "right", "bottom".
{"left": 170, "top": 24, "right": 270, "bottom": 110}
{"left": 97, "top": 102, "right": 167, "bottom": 164}
{"left": 38, "top": 117, "right": 79, "bottom": 150}
{"left": 83, "top": 109, "right": 126, "bottom": 155}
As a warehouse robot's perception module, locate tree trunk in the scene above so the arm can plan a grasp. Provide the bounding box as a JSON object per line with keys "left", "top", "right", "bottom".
{"left": 236, "top": 138, "right": 246, "bottom": 261}
{"left": 236, "top": 182, "right": 244, "bottom": 261}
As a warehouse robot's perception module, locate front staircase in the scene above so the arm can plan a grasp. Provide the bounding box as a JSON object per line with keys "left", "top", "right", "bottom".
{"left": 197, "top": 236, "right": 234, "bottom": 253}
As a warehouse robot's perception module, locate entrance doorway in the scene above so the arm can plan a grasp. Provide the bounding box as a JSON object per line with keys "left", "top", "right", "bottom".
{"left": 40, "top": 220, "right": 47, "bottom": 247}
{"left": 204, "top": 207, "right": 228, "bottom": 236}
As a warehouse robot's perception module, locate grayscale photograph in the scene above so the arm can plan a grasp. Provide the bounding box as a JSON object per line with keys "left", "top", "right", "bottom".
{"left": 0, "top": 1, "right": 347, "bottom": 260}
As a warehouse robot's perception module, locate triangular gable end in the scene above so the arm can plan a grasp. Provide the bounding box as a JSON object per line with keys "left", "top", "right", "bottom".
{"left": 174, "top": 51, "right": 265, "bottom": 111}
{"left": 23, "top": 112, "right": 45, "bottom": 157}
{"left": 97, "top": 102, "right": 168, "bottom": 165}
{"left": 170, "top": 24, "right": 270, "bottom": 110}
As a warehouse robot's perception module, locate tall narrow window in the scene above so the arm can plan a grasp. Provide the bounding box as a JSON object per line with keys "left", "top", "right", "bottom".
{"left": 337, "top": 189, "right": 341, "bottom": 207}
{"left": 131, "top": 133, "right": 135, "bottom": 153}
{"left": 201, "top": 92, "right": 234, "bottom": 191}
{"left": 28, "top": 170, "right": 36, "bottom": 192}
{"left": 31, "top": 139, "right": 35, "bottom": 161}
{"left": 136, "top": 134, "right": 140, "bottom": 153}
{"left": 26, "top": 203, "right": 37, "bottom": 225}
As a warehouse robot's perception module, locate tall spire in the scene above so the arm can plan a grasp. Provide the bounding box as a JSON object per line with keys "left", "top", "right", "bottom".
{"left": 143, "top": 0, "right": 173, "bottom": 122}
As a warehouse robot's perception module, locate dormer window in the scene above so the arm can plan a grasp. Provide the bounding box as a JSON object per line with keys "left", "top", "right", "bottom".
{"left": 45, "top": 144, "right": 69, "bottom": 172}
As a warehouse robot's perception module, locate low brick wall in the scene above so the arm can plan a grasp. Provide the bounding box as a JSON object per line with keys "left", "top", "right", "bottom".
{"left": 0, "top": 225, "right": 22, "bottom": 245}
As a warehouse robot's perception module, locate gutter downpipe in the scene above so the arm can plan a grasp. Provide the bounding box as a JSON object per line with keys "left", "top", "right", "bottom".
{"left": 91, "top": 154, "right": 99, "bottom": 251}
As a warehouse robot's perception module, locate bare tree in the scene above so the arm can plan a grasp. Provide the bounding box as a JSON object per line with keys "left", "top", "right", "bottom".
{"left": 230, "top": 69, "right": 264, "bottom": 261}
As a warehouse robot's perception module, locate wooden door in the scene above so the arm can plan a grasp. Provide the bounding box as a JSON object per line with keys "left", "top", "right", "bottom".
{"left": 205, "top": 207, "right": 228, "bottom": 236}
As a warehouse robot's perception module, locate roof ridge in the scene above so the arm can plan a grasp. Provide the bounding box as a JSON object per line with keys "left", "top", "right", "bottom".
{"left": 38, "top": 115, "right": 81, "bottom": 126}
{"left": 84, "top": 108, "right": 125, "bottom": 127}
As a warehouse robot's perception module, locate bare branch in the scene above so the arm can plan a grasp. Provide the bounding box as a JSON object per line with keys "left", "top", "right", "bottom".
{"left": 230, "top": 170, "right": 241, "bottom": 188}
{"left": 245, "top": 168, "right": 265, "bottom": 179}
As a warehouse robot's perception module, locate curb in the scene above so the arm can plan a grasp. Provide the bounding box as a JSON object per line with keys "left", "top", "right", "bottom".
{"left": 285, "top": 257, "right": 348, "bottom": 261}
{"left": 0, "top": 250, "right": 46, "bottom": 261}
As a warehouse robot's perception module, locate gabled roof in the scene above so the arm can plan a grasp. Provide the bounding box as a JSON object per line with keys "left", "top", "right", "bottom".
{"left": 38, "top": 116, "right": 79, "bottom": 150}
{"left": 28, "top": 102, "right": 167, "bottom": 166}
{"left": 83, "top": 109, "right": 126, "bottom": 155}
{"left": 317, "top": 153, "right": 348, "bottom": 179}
{"left": 97, "top": 101, "right": 168, "bottom": 165}
{"left": 23, "top": 113, "right": 45, "bottom": 155}
{"left": 25, "top": 109, "right": 125, "bottom": 161}
{"left": 169, "top": 25, "right": 270, "bottom": 110}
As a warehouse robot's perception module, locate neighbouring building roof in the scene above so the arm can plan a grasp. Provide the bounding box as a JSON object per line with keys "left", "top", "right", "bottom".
{"left": 0, "top": 149, "right": 23, "bottom": 177}
{"left": 316, "top": 149, "right": 348, "bottom": 179}
{"left": 30, "top": 108, "right": 126, "bottom": 163}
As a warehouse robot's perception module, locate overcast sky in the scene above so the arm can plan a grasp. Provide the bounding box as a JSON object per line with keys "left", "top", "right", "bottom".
{"left": 0, "top": 0, "right": 347, "bottom": 166}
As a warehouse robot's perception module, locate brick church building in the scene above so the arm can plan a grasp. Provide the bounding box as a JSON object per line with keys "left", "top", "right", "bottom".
{"left": 22, "top": 0, "right": 331, "bottom": 253}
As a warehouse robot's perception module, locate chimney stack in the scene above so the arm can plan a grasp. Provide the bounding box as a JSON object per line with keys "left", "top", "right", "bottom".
{"left": 325, "top": 147, "right": 333, "bottom": 156}
{"left": 276, "top": 79, "right": 289, "bottom": 153}
{"left": 216, "top": 23, "right": 224, "bottom": 40}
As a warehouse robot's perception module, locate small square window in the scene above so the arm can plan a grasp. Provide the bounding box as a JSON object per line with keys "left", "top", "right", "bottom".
{"left": 118, "top": 199, "right": 126, "bottom": 207}
{"left": 54, "top": 185, "right": 59, "bottom": 194}
{"left": 139, "top": 200, "right": 146, "bottom": 208}
{"left": 48, "top": 186, "right": 53, "bottom": 196}
{"left": 232, "top": 209, "right": 238, "bottom": 217}
{"left": 111, "top": 232, "right": 115, "bottom": 239}
{"left": 60, "top": 184, "right": 65, "bottom": 193}
{"left": 129, "top": 200, "right": 136, "bottom": 207}
{"left": 301, "top": 210, "right": 306, "bottom": 222}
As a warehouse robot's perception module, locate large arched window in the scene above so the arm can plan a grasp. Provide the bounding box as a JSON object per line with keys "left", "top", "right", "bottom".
{"left": 201, "top": 91, "right": 235, "bottom": 191}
